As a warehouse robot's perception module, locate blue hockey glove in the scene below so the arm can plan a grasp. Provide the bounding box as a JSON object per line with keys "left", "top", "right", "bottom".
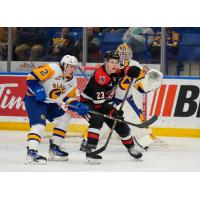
{"left": 68, "top": 101, "right": 90, "bottom": 116}
{"left": 34, "top": 86, "right": 47, "bottom": 101}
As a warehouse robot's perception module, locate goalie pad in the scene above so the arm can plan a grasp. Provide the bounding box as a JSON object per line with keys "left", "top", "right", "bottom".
{"left": 122, "top": 99, "right": 157, "bottom": 149}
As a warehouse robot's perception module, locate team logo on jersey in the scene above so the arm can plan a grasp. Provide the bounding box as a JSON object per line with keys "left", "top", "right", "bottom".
{"left": 119, "top": 77, "right": 131, "bottom": 90}
{"left": 50, "top": 84, "right": 66, "bottom": 100}
{"left": 98, "top": 76, "right": 106, "bottom": 84}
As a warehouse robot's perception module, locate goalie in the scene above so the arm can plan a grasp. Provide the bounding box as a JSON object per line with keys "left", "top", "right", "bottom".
{"left": 80, "top": 43, "right": 163, "bottom": 151}
{"left": 114, "top": 43, "right": 163, "bottom": 149}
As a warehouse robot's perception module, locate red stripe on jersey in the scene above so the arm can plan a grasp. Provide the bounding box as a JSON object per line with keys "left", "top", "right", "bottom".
{"left": 150, "top": 90, "right": 158, "bottom": 116}
{"left": 88, "top": 132, "right": 99, "bottom": 140}
{"left": 163, "top": 85, "right": 177, "bottom": 116}
{"left": 154, "top": 85, "right": 167, "bottom": 116}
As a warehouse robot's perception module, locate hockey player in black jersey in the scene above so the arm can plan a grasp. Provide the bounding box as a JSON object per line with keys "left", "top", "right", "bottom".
{"left": 80, "top": 50, "right": 143, "bottom": 164}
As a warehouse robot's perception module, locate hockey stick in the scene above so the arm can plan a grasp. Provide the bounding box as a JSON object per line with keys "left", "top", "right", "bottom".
{"left": 46, "top": 98, "right": 158, "bottom": 129}
{"left": 88, "top": 115, "right": 158, "bottom": 155}
{"left": 88, "top": 109, "right": 157, "bottom": 128}
{"left": 77, "top": 65, "right": 90, "bottom": 80}
{"left": 87, "top": 77, "right": 136, "bottom": 156}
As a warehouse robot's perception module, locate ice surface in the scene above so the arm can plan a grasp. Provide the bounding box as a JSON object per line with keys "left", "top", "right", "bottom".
{"left": 0, "top": 130, "right": 200, "bottom": 172}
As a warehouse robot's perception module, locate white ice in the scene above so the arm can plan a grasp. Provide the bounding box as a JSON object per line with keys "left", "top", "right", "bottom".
{"left": 0, "top": 130, "right": 200, "bottom": 172}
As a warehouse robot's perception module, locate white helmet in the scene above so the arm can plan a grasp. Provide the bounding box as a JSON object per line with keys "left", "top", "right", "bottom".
{"left": 60, "top": 55, "right": 78, "bottom": 69}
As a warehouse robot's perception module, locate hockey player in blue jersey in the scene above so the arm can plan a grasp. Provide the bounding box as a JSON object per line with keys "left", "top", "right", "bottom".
{"left": 24, "top": 55, "right": 90, "bottom": 164}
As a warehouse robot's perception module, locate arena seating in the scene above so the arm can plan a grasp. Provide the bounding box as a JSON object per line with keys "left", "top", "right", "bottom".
{"left": 178, "top": 33, "right": 200, "bottom": 61}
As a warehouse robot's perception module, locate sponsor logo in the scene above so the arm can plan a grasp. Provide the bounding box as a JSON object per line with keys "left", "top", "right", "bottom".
{"left": 150, "top": 84, "right": 200, "bottom": 118}
{"left": 0, "top": 83, "right": 25, "bottom": 111}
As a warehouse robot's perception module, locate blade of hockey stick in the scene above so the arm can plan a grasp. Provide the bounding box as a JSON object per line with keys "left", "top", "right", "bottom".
{"left": 89, "top": 110, "right": 157, "bottom": 128}
{"left": 87, "top": 115, "right": 158, "bottom": 155}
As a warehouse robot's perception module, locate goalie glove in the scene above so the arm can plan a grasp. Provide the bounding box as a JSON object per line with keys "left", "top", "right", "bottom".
{"left": 146, "top": 69, "right": 163, "bottom": 91}
{"left": 135, "top": 69, "right": 163, "bottom": 93}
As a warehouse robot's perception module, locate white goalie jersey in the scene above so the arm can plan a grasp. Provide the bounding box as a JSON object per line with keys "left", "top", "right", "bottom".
{"left": 114, "top": 59, "right": 163, "bottom": 101}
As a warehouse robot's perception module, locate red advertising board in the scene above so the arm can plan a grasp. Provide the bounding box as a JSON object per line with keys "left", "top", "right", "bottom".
{"left": 0, "top": 75, "right": 88, "bottom": 118}
{"left": 0, "top": 75, "right": 27, "bottom": 116}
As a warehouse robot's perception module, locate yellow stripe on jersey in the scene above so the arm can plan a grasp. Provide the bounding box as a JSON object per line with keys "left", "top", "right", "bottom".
{"left": 62, "top": 87, "right": 77, "bottom": 103}
{"left": 32, "top": 64, "right": 55, "bottom": 81}
{"left": 67, "top": 87, "right": 77, "bottom": 98}
{"left": 26, "top": 75, "right": 36, "bottom": 81}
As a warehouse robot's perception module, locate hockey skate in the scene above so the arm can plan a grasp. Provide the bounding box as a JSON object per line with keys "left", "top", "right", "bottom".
{"left": 25, "top": 147, "right": 47, "bottom": 165}
{"left": 85, "top": 147, "right": 102, "bottom": 164}
{"left": 48, "top": 140, "right": 68, "bottom": 161}
{"left": 128, "top": 146, "right": 143, "bottom": 159}
{"left": 80, "top": 138, "right": 88, "bottom": 152}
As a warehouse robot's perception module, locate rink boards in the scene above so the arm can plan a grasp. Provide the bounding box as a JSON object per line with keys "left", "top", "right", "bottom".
{"left": 0, "top": 73, "right": 200, "bottom": 137}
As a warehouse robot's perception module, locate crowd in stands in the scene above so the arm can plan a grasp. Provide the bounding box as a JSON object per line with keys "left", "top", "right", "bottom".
{"left": 0, "top": 27, "right": 200, "bottom": 72}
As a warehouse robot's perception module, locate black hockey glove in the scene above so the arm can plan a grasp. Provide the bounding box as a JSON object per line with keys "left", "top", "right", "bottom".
{"left": 127, "top": 66, "right": 141, "bottom": 79}
{"left": 111, "top": 109, "right": 124, "bottom": 120}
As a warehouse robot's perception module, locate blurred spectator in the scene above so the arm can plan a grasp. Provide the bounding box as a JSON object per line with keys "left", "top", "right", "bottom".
{"left": 60, "top": 27, "right": 70, "bottom": 37}
{"left": 15, "top": 28, "right": 47, "bottom": 61}
{"left": 42, "top": 27, "right": 75, "bottom": 61}
{"left": 150, "top": 28, "right": 180, "bottom": 60}
{"left": 150, "top": 28, "right": 184, "bottom": 71}
{"left": 0, "top": 27, "right": 18, "bottom": 60}
{"left": 75, "top": 27, "right": 102, "bottom": 62}
{"left": 102, "top": 27, "right": 127, "bottom": 33}
{"left": 123, "top": 27, "right": 154, "bottom": 54}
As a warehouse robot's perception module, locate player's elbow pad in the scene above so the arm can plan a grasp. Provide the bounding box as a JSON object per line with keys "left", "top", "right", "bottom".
{"left": 26, "top": 79, "right": 42, "bottom": 93}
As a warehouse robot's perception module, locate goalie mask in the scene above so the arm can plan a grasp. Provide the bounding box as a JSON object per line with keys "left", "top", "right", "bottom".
{"left": 60, "top": 55, "right": 78, "bottom": 77}
{"left": 116, "top": 43, "right": 133, "bottom": 67}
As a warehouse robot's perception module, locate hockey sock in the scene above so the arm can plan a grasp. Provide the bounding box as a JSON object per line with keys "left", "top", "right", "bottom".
{"left": 27, "top": 133, "right": 41, "bottom": 150}
{"left": 87, "top": 131, "right": 100, "bottom": 149}
{"left": 52, "top": 127, "right": 66, "bottom": 146}
{"left": 121, "top": 135, "right": 134, "bottom": 149}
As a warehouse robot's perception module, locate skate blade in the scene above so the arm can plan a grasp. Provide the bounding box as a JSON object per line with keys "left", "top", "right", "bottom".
{"left": 24, "top": 159, "right": 47, "bottom": 165}
{"left": 85, "top": 158, "right": 101, "bottom": 165}
{"left": 80, "top": 148, "right": 86, "bottom": 152}
{"left": 132, "top": 157, "right": 143, "bottom": 162}
{"left": 48, "top": 155, "right": 68, "bottom": 161}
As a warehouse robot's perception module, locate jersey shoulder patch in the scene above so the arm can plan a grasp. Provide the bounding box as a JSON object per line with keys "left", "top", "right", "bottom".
{"left": 32, "top": 64, "right": 56, "bottom": 81}
{"left": 94, "top": 67, "right": 111, "bottom": 86}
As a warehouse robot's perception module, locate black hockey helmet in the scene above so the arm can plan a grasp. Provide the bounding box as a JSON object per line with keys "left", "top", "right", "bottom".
{"left": 104, "top": 50, "right": 120, "bottom": 62}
